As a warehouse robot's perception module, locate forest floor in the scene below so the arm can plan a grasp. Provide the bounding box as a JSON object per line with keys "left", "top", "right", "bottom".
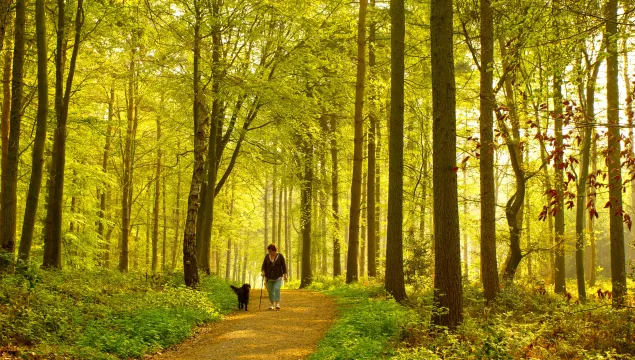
{"left": 152, "top": 289, "right": 337, "bottom": 360}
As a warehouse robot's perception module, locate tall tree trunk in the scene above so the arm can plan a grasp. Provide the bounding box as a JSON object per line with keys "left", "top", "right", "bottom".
{"left": 0, "top": 31, "right": 11, "bottom": 226}
{"left": 346, "top": 0, "right": 367, "bottom": 284}
{"left": 385, "top": 0, "right": 407, "bottom": 302}
{"left": 330, "top": 115, "right": 341, "bottom": 277}
{"left": 152, "top": 116, "right": 161, "bottom": 273}
{"left": 19, "top": 0, "right": 48, "bottom": 261}
{"left": 183, "top": 1, "right": 203, "bottom": 287}
{"left": 605, "top": 0, "right": 626, "bottom": 306}
{"left": 0, "top": 0, "right": 24, "bottom": 270}
{"left": 287, "top": 186, "right": 293, "bottom": 280}
{"left": 463, "top": 170, "right": 468, "bottom": 279}
{"left": 588, "top": 138, "right": 597, "bottom": 286}
{"left": 624, "top": 41, "right": 634, "bottom": 290}
{"left": 479, "top": 0, "right": 499, "bottom": 302}
{"left": 553, "top": 75, "right": 566, "bottom": 294}
{"left": 360, "top": 136, "right": 367, "bottom": 277}
{"left": 118, "top": 52, "right": 135, "bottom": 272}
{"left": 278, "top": 177, "right": 283, "bottom": 247}
{"left": 162, "top": 172, "right": 167, "bottom": 271}
{"left": 366, "top": 0, "right": 377, "bottom": 278}
{"left": 431, "top": 0, "right": 462, "bottom": 328}
{"left": 299, "top": 137, "right": 313, "bottom": 288}
{"left": 172, "top": 153, "right": 181, "bottom": 269}
{"left": 264, "top": 177, "right": 269, "bottom": 253}
{"left": 273, "top": 165, "right": 277, "bottom": 244}
{"left": 42, "top": 0, "right": 84, "bottom": 270}
{"left": 199, "top": 0, "right": 221, "bottom": 274}
{"left": 99, "top": 88, "right": 114, "bottom": 267}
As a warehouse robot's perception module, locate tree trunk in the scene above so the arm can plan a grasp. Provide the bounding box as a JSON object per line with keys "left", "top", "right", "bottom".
{"left": 99, "top": 88, "right": 114, "bottom": 267}
{"left": 366, "top": 0, "right": 377, "bottom": 278}
{"left": 152, "top": 116, "right": 161, "bottom": 273}
{"left": 299, "top": 138, "right": 313, "bottom": 288}
{"left": 360, "top": 135, "right": 367, "bottom": 277}
{"left": 287, "top": 186, "right": 292, "bottom": 280}
{"left": 479, "top": 0, "right": 499, "bottom": 302}
{"left": 162, "top": 172, "right": 167, "bottom": 271}
{"left": 118, "top": 52, "right": 135, "bottom": 272}
{"left": 605, "top": 0, "right": 626, "bottom": 306}
{"left": 42, "top": 0, "right": 84, "bottom": 270}
{"left": 0, "top": 0, "right": 25, "bottom": 270}
{"left": 431, "top": 0, "right": 462, "bottom": 328}
{"left": 183, "top": 2, "right": 203, "bottom": 287}
{"left": 553, "top": 75, "right": 566, "bottom": 293}
{"left": 346, "top": 0, "right": 367, "bottom": 284}
{"left": 0, "top": 31, "right": 11, "bottom": 228}
{"left": 19, "top": 0, "right": 48, "bottom": 261}
{"left": 273, "top": 165, "right": 277, "bottom": 244}
{"left": 264, "top": 177, "right": 269, "bottom": 253}
{"left": 385, "top": 0, "right": 407, "bottom": 303}
{"left": 172, "top": 156, "right": 181, "bottom": 269}
{"left": 330, "top": 115, "right": 341, "bottom": 277}
{"left": 199, "top": 0, "right": 222, "bottom": 274}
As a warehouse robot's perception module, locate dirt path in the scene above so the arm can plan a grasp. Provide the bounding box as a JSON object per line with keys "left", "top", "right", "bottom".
{"left": 153, "top": 289, "right": 336, "bottom": 360}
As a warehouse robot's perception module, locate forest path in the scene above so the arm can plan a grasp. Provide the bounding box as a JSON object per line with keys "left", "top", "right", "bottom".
{"left": 152, "top": 289, "right": 336, "bottom": 360}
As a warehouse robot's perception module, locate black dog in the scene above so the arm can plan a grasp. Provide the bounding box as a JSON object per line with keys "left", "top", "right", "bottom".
{"left": 229, "top": 284, "right": 251, "bottom": 311}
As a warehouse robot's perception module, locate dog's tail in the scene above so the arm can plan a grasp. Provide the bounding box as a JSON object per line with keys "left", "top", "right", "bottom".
{"left": 229, "top": 285, "right": 240, "bottom": 294}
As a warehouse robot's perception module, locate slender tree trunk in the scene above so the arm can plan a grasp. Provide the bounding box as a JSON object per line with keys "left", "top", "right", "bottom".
{"left": 273, "top": 165, "right": 277, "bottom": 244}
{"left": 553, "top": 75, "right": 566, "bottom": 293}
{"left": 19, "top": 0, "right": 48, "bottom": 261}
{"left": 0, "top": 31, "right": 11, "bottom": 226}
{"left": 589, "top": 140, "right": 597, "bottom": 286}
{"left": 360, "top": 136, "right": 367, "bottom": 277}
{"left": 299, "top": 138, "right": 313, "bottom": 288}
{"left": 162, "top": 172, "right": 167, "bottom": 271}
{"left": 264, "top": 177, "right": 269, "bottom": 253}
{"left": 463, "top": 171, "right": 468, "bottom": 279}
{"left": 346, "top": 0, "right": 367, "bottom": 284}
{"left": 42, "top": 0, "right": 84, "bottom": 270}
{"left": 385, "top": 0, "right": 407, "bottom": 302}
{"left": 99, "top": 88, "right": 114, "bottom": 267}
{"left": 183, "top": 1, "right": 203, "bottom": 287}
{"left": 431, "top": 0, "right": 462, "bottom": 328}
{"left": 287, "top": 186, "right": 293, "bottom": 280}
{"left": 479, "top": 0, "right": 499, "bottom": 302}
{"left": 330, "top": 115, "right": 341, "bottom": 277}
{"left": 624, "top": 42, "right": 635, "bottom": 289}
{"left": 605, "top": 0, "right": 626, "bottom": 306}
{"left": 366, "top": 0, "right": 377, "bottom": 278}
{"left": 199, "top": 0, "right": 222, "bottom": 275}
{"left": 172, "top": 157, "right": 181, "bottom": 269}
{"left": 152, "top": 117, "right": 161, "bottom": 273}
{"left": 0, "top": 0, "right": 24, "bottom": 270}
{"left": 278, "top": 178, "right": 283, "bottom": 247}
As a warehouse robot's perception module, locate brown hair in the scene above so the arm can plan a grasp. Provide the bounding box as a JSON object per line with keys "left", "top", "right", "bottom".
{"left": 267, "top": 243, "right": 278, "bottom": 252}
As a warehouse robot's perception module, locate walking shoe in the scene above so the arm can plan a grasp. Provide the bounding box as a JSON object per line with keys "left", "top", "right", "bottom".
{"left": 275, "top": 302, "right": 280, "bottom": 310}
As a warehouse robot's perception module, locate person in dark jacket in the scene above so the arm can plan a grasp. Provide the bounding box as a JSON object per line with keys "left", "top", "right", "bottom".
{"left": 261, "top": 243, "right": 287, "bottom": 310}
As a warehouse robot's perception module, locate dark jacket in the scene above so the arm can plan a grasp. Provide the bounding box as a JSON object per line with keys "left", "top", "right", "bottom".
{"left": 261, "top": 253, "right": 287, "bottom": 280}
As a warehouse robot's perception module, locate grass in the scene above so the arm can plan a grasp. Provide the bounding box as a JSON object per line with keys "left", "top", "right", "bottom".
{"left": 0, "top": 265, "right": 236, "bottom": 359}
{"left": 308, "top": 277, "right": 415, "bottom": 360}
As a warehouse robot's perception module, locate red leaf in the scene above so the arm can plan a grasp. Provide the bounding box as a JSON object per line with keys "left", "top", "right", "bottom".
{"left": 452, "top": 167, "right": 459, "bottom": 173}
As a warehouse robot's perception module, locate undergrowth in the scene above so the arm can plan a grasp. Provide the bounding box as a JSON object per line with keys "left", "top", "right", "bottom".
{"left": 0, "top": 265, "right": 235, "bottom": 359}
{"left": 309, "top": 276, "right": 415, "bottom": 360}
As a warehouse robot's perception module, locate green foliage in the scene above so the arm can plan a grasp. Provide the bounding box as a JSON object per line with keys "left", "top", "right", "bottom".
{"left": 395, "top": 280, "right": 635, "bottom": 359}
{"left": 0, "top": 267, "right": 235, "bottom": 358}
{"left": 310, "top": 279, "right": 414, "bottom": 360}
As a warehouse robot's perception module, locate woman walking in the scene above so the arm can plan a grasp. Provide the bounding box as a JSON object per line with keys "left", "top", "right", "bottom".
{"left": 261, "top": 244, "right": 288, "bottom": 310}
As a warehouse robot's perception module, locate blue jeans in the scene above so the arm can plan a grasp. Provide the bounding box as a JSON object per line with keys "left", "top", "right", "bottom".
{"left": 266, "top": 278, "right": 282, "bottom": 302}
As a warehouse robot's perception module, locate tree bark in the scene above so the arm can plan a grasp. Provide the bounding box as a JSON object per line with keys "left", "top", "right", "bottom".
{"left": 385, "top": 0, "right": 407, "bottom": 303}
{"left": 366, "top": 0, "right": 377, "bottom": 278}
{"left": 299, "top": 137, "right": 313, "bottom": 289}
{"left": 431, "top": 0, "right": 462, "bottom": 328}
{"left": 605, "top": 0, "right": 626, "bottom": 306}
{"left": 0, "top": 31, "right": 11, "bottom": 228}
{"left": 172, "top": 160, "right": 181, "bottom": 269}
{"left": 183, "top": 1, "right": 203, "bottom": 287}
{"left": 42, "top": 0, "right": 84, "bottom": 270}
{"left": 99, "top": 88, "right": 114, "bottom": 267}
{"left": 0, "top": 0, "right": 24, "bottom": 270}
{"left": 553, "top": 75, "right": 566, "bottom": 293}
{"left": 479, "top": 0, "right": 499, "bottom": 302}
{"left": 330, "top": 115, "right": 341, "bottom": 277}
{"left": 19, "top": 0, "right": 48, "bottom": 261}
{"left": 152, "top": 116, "right": 162, "bottom": 273}
{"left": 346, "top": 0, "right": 367, "bottom": 284}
